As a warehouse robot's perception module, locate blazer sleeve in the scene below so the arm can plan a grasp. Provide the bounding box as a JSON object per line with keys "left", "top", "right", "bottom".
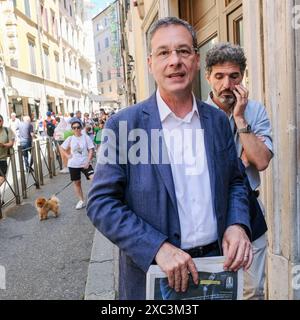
{"left": 223, "top": 116, "right": 252, "bottom": 239}
{"left": 86, "top": 117, "right": 168, "bottom": 273}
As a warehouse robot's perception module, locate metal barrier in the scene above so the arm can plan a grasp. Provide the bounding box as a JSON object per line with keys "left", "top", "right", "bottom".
{"left": 0, "top": 137, "right": 63, "bottom": 218}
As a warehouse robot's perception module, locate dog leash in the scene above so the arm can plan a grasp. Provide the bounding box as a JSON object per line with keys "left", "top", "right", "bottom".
{"left": 52, "top": 180, "right": 73, "bottom": 197}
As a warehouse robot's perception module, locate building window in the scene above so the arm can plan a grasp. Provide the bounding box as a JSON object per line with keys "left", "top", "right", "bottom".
{"left": 70, "top": 4, "right": 72, "bottom": 16}
{"left": 41, "top": 5, "right": 49, "bottom": 33}
{"left": 98, "top": 72, "right": 103, "bottom": 82}
{"left": 117, "top": 67, "right": 121, "bottom": 77}
{"left": 64, "top": 0, "right": 67, "bottom": 9}
{"left": 55, "top": 55, "right": 60, "bottom": 82}
{"left": 198, "top": 36, "right": 217, "bottom": 100}
{"left": 97, "top": 41, "right": 101, "bottom": 52}
{"left": 105, "top": 37, "right": 109, "bottom": 48}
{"left": 228, "top": 7, "right": 244, "bottom": 46}
{"left": 80, "top": 69, "right": 84, "bottom": 85}
{"left": 24, "top": 0, "right": 31, "bottom": 18}
{"left": 66, "top": 23, "right": 69, "bottom": 41}
{"left": 51, "top": 10, "right": 57, "bottom": 38}
{"left": 109, "top": 85, "right": 112, "bottom": 92}
{"left": 28, "top": 41, "right": 36, "bottom": 75}
{"left": 43, "top": 48, "right": 50, "bottom": 79}
{"left": 107, "top": 71, "right": 111, "bottom": 80}
{"left": 107, "top": 56, "right": 109, "bottom": 62}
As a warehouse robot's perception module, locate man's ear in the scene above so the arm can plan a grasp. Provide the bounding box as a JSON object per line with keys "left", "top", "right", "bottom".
{"left": 205, "top": 71, "right": 211, "bottom": 83}
{"left": 147, "top": 56, "right": 152, "bottom": 74}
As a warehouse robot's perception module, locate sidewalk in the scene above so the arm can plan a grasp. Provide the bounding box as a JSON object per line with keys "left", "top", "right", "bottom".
{"left": 0, "top": 170, "right": 106, "bottom": 299}
{"left": 84, "top": 230, "right": 119, "bottom": 300}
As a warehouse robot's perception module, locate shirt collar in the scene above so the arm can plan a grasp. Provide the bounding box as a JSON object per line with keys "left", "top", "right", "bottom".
{"left": 207, "top": 92, "right": 219, "bottom": 110}
{"left": 156, "top": 89, "right": 199, "bottom": 123}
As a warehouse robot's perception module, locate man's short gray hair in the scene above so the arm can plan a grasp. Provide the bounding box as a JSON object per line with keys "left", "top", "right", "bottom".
{"left": 205, "top": 43, "right": 247, "bottom": 75}
{"left": 148, "top": 17, "right": 198, "bottom": 54}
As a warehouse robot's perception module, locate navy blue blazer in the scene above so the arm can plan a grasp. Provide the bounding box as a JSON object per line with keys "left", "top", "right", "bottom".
{"left": 87, "top": 94, "right": 250, "bottom": 300}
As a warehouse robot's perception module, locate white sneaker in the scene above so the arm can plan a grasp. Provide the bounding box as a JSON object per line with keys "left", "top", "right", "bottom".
{"left": 60, "top": 167, "right": 69, "bottom": 174}
{"left": 75, "top": 200, "right": 85, "bottom": 210}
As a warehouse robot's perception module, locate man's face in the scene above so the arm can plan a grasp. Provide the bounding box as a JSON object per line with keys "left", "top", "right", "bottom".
{"left": 76, "top": 111, "right": 81, "bottom": 118}
{"left": 206, "top": 62, "right": 243, "bottom": 107}
{"left": 148, "top": 25, "right": 200, "bottom": 97}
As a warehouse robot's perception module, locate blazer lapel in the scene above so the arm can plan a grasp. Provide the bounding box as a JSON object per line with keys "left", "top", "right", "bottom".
{"left": 142, "top": 94, "right": 178, "bottom": 213}
{"left": 197, "top": 100, "right": 216, "bottom": 209}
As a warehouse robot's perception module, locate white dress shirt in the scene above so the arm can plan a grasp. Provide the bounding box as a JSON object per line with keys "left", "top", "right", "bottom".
{"left": 156, "top": 90, "right": 218, "bottom": 249}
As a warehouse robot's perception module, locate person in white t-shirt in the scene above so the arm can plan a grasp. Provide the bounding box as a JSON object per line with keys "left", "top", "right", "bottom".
{"left": 60, "top": 119, "right": 94, "bottom": 209}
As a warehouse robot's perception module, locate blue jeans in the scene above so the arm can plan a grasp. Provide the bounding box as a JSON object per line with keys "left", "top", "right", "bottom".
{"left": 20, "top": 140, "right": 32, "bottom": 170}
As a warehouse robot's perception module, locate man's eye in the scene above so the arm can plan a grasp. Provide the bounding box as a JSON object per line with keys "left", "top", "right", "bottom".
{"left": 158, "top": 50, "right": 169, "bottom": 56}
{"left": 179, "top": 49, "right": 190, "bottom": 55}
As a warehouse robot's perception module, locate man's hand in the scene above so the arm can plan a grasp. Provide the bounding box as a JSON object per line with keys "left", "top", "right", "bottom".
{"left": 222, "top": 225, "right": 253, "bottom": 272}
{"left": 241, "top": 150, "right": 250, "bottom": 168}
{"left": 232, "top": 84, "right": 249, "bottom": 122}
{"left": 155, "top": 242, "right": 198, "bottom": 292}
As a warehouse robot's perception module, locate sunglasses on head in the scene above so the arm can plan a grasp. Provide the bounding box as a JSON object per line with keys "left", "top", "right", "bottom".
{"left": 72, "top": 125, "right": 81, "bottom": 129}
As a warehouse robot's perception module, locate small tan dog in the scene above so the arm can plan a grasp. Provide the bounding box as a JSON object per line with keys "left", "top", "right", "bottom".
{"left": 35, "top": 195, "right": 60, "bottom": 221}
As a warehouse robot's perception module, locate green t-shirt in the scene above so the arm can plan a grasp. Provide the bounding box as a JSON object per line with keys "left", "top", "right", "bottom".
{"left": 94, "top": 128, "right": 102, "bottom": 144}
{"left": 0, "top": 127, "right": 15, "bottom": 160}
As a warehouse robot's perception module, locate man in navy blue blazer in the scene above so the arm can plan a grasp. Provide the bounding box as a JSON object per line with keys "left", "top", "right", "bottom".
{"left": 87, "top": 17, "right": 252, "bottom": 300}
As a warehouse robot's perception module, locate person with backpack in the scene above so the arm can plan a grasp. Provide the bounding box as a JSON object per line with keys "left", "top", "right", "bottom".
{"left": 43, "top": 111, "right": 56, "bottom": 138}
{"left": 0, "top": 114, "right": 15, "bottom": 209}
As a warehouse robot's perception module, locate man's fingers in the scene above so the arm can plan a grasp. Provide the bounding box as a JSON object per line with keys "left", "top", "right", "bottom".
{"left": 230, "top": 241, "right": 246, "bottom": 271}
{"left": 242, "top": 243, "right": 252, "bottom": 268}
{"left": 180, "top": 267, "right": 190, "bottom": 292}
{"left": 244, "top": 245, "right": 254, "bottom": 270}
{"left": 174, "top": 267, "right": 182, "bottom": 292}
{"left": 235, "top": 84, "right": 248, "bottom": 97}
{"left": 223, "top": 242, "right": 239, "bottom": 270}
{"left": 167, "top": 270, "right": 175, "bottom": 289}
{"left": 187, "top": 260, "right": 199, "bottom": 286}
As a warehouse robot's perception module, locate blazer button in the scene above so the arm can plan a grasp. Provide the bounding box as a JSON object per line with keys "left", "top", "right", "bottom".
{"left": 174, "top": 233, "right": 180, "bottom": 240}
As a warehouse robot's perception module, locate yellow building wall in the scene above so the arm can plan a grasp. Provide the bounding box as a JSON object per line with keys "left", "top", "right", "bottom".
{"left": 13, "top": 0, "right": 60, "bottom": 83}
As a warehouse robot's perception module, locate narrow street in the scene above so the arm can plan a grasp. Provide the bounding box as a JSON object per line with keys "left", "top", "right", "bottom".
{"left": 0, "top": 174, "right": 95, "bottom": 300}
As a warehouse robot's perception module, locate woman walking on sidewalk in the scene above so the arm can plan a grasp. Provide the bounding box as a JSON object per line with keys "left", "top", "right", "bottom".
{"left": 60, "top": 119, "right": 94, "bottom": 209}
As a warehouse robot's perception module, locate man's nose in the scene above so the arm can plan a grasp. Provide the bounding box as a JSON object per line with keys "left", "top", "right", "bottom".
{"left": 222, "top": 76, "right": 234, "bottom": 90}
{"left": 168, "top": 50, "right": 182, "bottom": 65}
